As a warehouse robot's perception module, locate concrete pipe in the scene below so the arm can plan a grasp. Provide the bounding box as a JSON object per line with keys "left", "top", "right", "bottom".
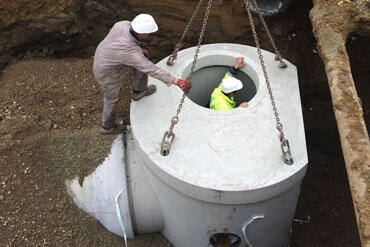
{"left": 67, "top": 43, "right": 308, "bottom": 247}
{"left": 249, "top": 0, "right": 295, "bottom": 16}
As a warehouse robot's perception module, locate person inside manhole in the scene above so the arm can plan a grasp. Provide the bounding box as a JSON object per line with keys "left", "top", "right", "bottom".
{"left": 93, "top": 14, "right": 192, "bottom": 135}
{"left": 210, "top": 57, "right": 249, "bottom": 110}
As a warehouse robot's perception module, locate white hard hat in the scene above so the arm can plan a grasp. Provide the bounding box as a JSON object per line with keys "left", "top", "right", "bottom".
{"left": 221, "top": 76, "right": 243, "bottom": 94}
{"left": 131, "top": 14, "right": 158, "bottom": 34}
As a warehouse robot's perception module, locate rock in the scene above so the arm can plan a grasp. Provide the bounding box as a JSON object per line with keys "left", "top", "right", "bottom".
{"left": 39, "top": 119, "right": 53, "bottom": 130}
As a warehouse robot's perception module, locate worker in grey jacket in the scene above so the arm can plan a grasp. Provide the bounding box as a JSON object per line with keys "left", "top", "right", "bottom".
{"left": 93, "top": 14, "right": 191, "bottom": 134}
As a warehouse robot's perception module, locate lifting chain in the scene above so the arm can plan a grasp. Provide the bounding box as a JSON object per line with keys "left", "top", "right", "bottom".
{"left": 161, "top": 0, "right": 213, "bottom": 156}
{"left": 167, "top": 0, "right": 204, "bottom": 66}
{"left": 249, "top": 0, "right": 287, "bottom": 69}
{"left": 243, "top": 0, "right": 293, "bottom": 165}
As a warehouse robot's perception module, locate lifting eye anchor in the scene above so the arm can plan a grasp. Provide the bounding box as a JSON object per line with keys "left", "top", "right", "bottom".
{"left": 281, "top": 139, "right": 294, "bottom": 165}
{"left": 166, "top": 56, "right": 175, "bottom": 66}
{"left": 241, "top": 215, "right": 264, "bottom": 247}
{"left": 161, "top": 131, "right": 175, "bottom": 156}
{"left": 166, "top": 47, "right": 179, "bottom": 66}
{"left": 278, "top": 60, "right": 288, "bottom": 69}
{"left": 275, "top": 55, "right": 287, "bottom": 69}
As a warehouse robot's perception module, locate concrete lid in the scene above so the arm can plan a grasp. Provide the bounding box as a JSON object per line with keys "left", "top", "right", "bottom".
{"left": 130, "top": 44, "right": 308, "bottom": 204}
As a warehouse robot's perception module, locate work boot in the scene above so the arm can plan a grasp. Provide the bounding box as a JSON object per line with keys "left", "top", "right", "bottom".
{"left": 132, "top": 85, "right": 157, "bottom": 101}
{"left": 99, "top": 124, "right": 123, "bottom": 135}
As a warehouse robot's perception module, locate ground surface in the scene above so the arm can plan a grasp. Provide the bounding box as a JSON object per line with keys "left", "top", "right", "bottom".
{"left": 0, "top": 58, "right": 170, "bottom": 246}
{"left": 0, "top": 4, "right": 369, "bottom": 247}
{"left": 0, "top": 51, "right": 368, "bottom": 247}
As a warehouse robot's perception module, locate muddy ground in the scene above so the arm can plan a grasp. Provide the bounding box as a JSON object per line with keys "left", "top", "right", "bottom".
{"left": 0, "top": 3, "right": 369, "bottom": 247}
{"left": 0, "top": 58, "right": 173, "bottom": 246}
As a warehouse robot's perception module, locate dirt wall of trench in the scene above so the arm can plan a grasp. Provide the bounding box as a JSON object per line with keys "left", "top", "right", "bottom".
{"left": 0, "top": 0, "right": 297, "bottom": 69}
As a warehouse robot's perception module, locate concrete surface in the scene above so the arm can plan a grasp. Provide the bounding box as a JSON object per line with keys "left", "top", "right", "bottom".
{"left": 64, "top": 43, "right": 308, "bottom": 247}
{"left": 65, "top": 134, "right": 135, "bottom": 238}
{"left": 129, "top": 43, "right": 308, "bottom": 246}
{"left": 130, "top": 43, "right": 308, "bottom": 204}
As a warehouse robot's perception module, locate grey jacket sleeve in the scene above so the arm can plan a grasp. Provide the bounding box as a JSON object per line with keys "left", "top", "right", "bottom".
{"left": 124, "top": 46, "right": 177, "bottom": 86}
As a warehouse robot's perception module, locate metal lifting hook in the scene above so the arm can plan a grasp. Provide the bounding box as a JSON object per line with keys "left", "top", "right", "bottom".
{"left": 166, "top": 55, "right": 175, "bottom": 66}
{"left": 166, "top": 47, "right": 179, "bottom": 66}
{"left": 161, "top": 0, "right": 213, "bottom": 156}
{"left": 281, "top": 139, "right": 294, "bottom": 165}
{"left": 161, "top": 131, "right": 175, "bottom": 156}
{"left": 275, "top": 55, "right": 288, "bottom": 69}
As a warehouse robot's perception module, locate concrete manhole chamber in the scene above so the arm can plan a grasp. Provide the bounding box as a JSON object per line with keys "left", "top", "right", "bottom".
{"left": 67, "top": 43, "right": 308, "bottom": 247}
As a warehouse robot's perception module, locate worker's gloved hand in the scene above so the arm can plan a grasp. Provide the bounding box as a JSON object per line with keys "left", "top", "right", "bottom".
{"left": 175, "top": 79, "right": 192, "bottom": 94}
{"left": 142, "top": 48, "right": 148, "bottom": 57}
{"left": 234, "top": 57, "right": 245, "bottom": 69}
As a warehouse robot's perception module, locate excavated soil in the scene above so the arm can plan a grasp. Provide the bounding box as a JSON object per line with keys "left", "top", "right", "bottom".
{"left": 0, "top": 58, "right": 170, "bottom": 246}
{"left": 0, "top": 3, "right": 369, "bottom": 247}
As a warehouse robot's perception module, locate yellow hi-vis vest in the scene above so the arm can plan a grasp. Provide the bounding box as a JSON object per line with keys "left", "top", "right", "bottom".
{"left": 210, "top": 73, "right": 236, "bottom": 110}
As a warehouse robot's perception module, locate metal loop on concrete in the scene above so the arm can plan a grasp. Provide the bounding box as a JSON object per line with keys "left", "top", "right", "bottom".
{"left": 244, "top": 0, "right": 293, "bottom": 165}
{"left": 161, "top": 131, "right": 175, "bottom": 156}
{"left": 251, "top": 0, "right": 287, "bottom": 69}
{"left": 115, "top": 190, "right": 128, "bottom": 247}
{"left": 281, "top": 139, "right": 294, "bottom": 165}
{"left": 162, "top": 0, "right": 213, "bottom": 155}
{"left": 241, "top": 215, "right": 265, "bottom": 247}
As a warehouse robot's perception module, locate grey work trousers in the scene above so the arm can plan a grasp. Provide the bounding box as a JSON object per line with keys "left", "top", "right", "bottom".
{"left": 96, "top": 67, "right": 148, "bottom": 128}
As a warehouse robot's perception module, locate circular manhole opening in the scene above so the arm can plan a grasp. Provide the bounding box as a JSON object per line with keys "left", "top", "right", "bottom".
{"left": 187, "top": 65, "right": 257, "bottom": 109}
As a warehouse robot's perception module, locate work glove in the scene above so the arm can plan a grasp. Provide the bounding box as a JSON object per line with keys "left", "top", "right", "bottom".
{"left": 142, "top": 48, "right": 148, "bottom": 57}
{"left": 175, "top": 79, "right": 192, "bottom": 94}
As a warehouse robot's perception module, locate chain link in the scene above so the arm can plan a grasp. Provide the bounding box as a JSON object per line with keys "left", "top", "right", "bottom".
{"left": 167, "top": 0, "right": 204, "bottom": 66}
{"left": 249, "top": 0, "right": 287, "bottom": 68}
{"left": 162, "top": 0, "right": 292, "bottom": 162}
{"left": 244, "top": 0, "right": 293, "bottom": 164}
{"left": 175, "top": 0, "right": 212, "bottom": 117}
{"left": 173, "top": 0, "right": 213, "bottom": 124}
{"left": 161, "top": 0, "right": 213, "bottom": 156}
